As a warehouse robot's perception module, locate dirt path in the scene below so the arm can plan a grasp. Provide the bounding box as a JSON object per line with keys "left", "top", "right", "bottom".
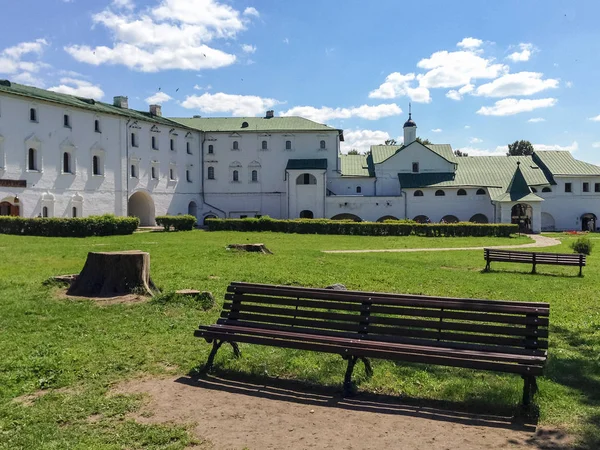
{"left": 114, "top": 375, "right": 572, "bottom": 450}
{"left": 322, "top": 234, "right": 560, "bottom": 254}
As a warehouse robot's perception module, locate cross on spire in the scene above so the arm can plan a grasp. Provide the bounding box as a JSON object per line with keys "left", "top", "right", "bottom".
{"left": 409, "top": 102, "right": 412, "bottom": 119}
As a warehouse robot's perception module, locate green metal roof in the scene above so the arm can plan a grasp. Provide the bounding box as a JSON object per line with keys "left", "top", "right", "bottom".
{"left": 0, "top": 80, "right": 186, "bottom": 127}
{"left": 171, "top": 116, "right": 342, "bottom": 135}
{"left": 286, "top": 159, "right": 328, "bottom": 170}
{"left": 493, "top": 163, "right": 543, "bottom": 202}
{"left": 532, "top": 151, "right": 600, "bottom": 176}
{"left": 369, "top": 142, "right": 457, "bottom": 166}
{"left": 397, "top": 173, "right": 456, "bottom": 188}
{"left": 340, "top": 154, "right": 371, "bottom": 176}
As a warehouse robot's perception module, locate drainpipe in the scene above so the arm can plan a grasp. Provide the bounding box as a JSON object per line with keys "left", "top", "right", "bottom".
{"left": 322, "top": 170, "right": 326, "bottom": 218}
{"left": 125, "top": 118, "right": 131, "bottom": 216}
{"left": 401, "top": 189, "right": 408, "bottom": 219}
{"left": 199, "top": 135, "right": 226, "bottom": 218}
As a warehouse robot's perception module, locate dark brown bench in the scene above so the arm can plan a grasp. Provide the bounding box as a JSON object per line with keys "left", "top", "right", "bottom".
{"left": 195, "top": 282, "right": 549, "bottom": 407}
{"left": 484, "top": 248, "right": 586, "bottom": 276}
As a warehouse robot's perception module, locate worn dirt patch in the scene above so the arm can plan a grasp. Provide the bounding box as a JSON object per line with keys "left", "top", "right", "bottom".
{"left": 55, "top": 288, "right": 149, "bottom": 306}
{"left": 112, "top": 375, "right": 573, "bottom": 450}
{"left": 13, "top": 387, "right": 77, "bottom": 407}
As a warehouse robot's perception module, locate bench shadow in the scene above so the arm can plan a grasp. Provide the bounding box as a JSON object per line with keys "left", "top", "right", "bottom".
{"left": 177, "top": 368, "right": 538, "bottom": 433}
{"left": 480, "top": 269, "right": 581, "bottom": 278}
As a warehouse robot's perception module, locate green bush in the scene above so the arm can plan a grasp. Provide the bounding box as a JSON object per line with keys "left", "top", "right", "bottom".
{"left": 205, "top": 217, "right": 518, "bottom": 237}
{"left": 155, "top": 215, "right": 197, "bottom": 232}
{"left": 570, "top": 236, "right": 593, "bottom": 255}
{"left": 0, "top": 214, "right": 139, "bottom": 237}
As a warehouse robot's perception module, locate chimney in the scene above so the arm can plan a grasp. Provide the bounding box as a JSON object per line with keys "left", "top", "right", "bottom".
{"left": 265, "top": 110, "right": 274, "bottom": 119}
{"left": 149, "top": 104, "right": 162, "bottom": 117}
{"left": 113, "top": 96, "right": 129, "bottom": 109}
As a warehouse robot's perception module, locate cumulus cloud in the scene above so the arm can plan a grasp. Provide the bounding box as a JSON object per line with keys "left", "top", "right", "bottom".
{"left": 588, "top": 114, "right": 600, "bottom": 122}
{"left": 281, "top": 104, "right": 402, "bottom": 122}
{"left": 592, "top": 142, "right": 600, "bottom": 148}
{"left": 0, "top": 38, "right": 49, "bottom": 86}
{"left": 193, "top": 84, "right": 211, "bottom": 90}
{"left": 507, "top": 43, "right": 535, "bottom": 62}
{"left": 456, "top": 37, "right": 483, "bottom": 49}
{"left": 431, "top": 128, "right": 442, "bottom": 133}
{"left": 477, "top": 98, "right": 557, "bottom": 116}
{"left": 48, "top": 78, "right": 105, "bottom": 99}
{"left": 241, "top": 44, "right": 256, "bottom": 53}
{"left": 145, "top": 91, "right": 172, "bottom": 104}
{"left": 446, "top": 84, "right": 474, "bottom": 101}
{"left": 64, "top": 0, "right": 259, "bottom": 72}
{"left": 181, "top": 92, "right": 280, "bottom": 116}
{"left": 243, "top": 7, "right": 259, "bottom": 17}
{"left": 459, "top": 146, "right": 505, "bottom": 157}
{"left": 469, "top": 137, "right": 483, "bottom": 144}
{"left": 112, "top": 0, "right": 134, "bottom": 9}
{"left": 534, "top": 141, "right": 578, "bottom": 153}
{"left": 528, "top": 117, "right": 545, "bottom": 123}
{"left": 368, "top": 72, "right": 431, "bottom": 103}
{"left": 474, "top": 72, "right": 558, "bottom": 97}
{"left": 340, "top": 129, "right": 391, "bottom": 154}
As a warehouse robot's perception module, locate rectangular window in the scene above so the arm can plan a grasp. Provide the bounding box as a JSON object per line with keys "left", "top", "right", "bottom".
{"left": 170, "top": 139, "right": 174, "bottom": 151}
{"left": 63, "top": 114, "right": 70, "bottom": 128}
{"left": 151, "top": 136, "right": 158, "bottom": 150}
{"left": 412, "top": 162, "right": 419, "bottom": 173}
{"left": 131, "top": 133, "right": 138, "bottom": 147}
{"left": 94, "top": 119, "right": 101, "bottom": 133}
{"left": 583, "top": 182, "right": 589, "bottom": 192}
{"left": 595, "top": 183, "right": 600, "bottom": 193}
{"left": 151, "top": 166, "right": 157, "bottom": 179}
{"left": 169, "top": 168, "right": 176, "bottom": 181}
{"left": 186, "top": 170, "right": 191, "bottom": 182}
{"left": 565, "top": 182, "right": 572, "bottom": 193}
{"left": 30, "top": 108, "right": 37, "bottom": 122}
{"left": 130, "top": 164, "right": 137, "bottom": 178}
{"left": 186, "top": 142, "right": 192, "bottom": 154}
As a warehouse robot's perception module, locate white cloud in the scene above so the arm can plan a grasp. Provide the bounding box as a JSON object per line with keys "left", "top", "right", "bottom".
{"left": 588, "top": 114, "right": 600, "bottom": 122}
{"left": 340, "top": 129, "right": 391, "bottom": 154}
{"left": 566, "top": 81, "right": 573, "bottom": 88}
{"left": 474, "top": 72, "right": 558, "bottom": 97}
{"left": 181, "top": 92, "right": 280, "bottom": 116}
{"left": 243, "top": 7, "right": 259, "bottom": 17}
{"left": 507, "top": 43, "right": 535, "bottom": 62}
{"left": 112, "top": 0, "right": 134, "bottom": 9}
{"left": 280, "top": 104, "right": 402, "bottom": 122}
{"left": 283, "top": 37, "right": 289, "bottom": 44}
{"left": 0, "top": 39, "right": 49, "bottom": 79}
{"left": 64, "top": 0, "right": 259, "bottom": 72}
{"left": 369, "top": 72, "right": 431, "bottom": 103}
{"left": 534, "top": 141, "right": 578, "bottom": 153}
{"left": 469, "top": 137, "right": 483, "bottom": 144}
{"left": 193, "top": 84, "right": 211, "bottom": 90}
{"left": 592, "top": 142, "right": 600, "bottom": 148}
{"left": 241, "top": 44, "right": 256, "bottom": 54}
{"left": 145, "top": 91, "right": 172, "bottom": 104}
{"left": 48, "top": 78, "right": 105, "bottom": 99}
{"left": 446, "top": 83, "right": 474, "bottom": 101}
{"left": 459, "top": 146, "right": 505, "bottom": 156}
{"left": 528, "top": 117, "right": 545, "bottom": 123}
{"left": 11, "top": 72, "right": 45, "bottom": 88}
{"left": 456, "top": 37, "right": 483, "bottom": 49}
{"left": 431, "top": 128, "right": 442, "bottom": 133}
{"left": 477, "top": 98, "right": 557, "bottom": 116}
{"left": 464, "top": 125, "right": 470, "bottom": 129}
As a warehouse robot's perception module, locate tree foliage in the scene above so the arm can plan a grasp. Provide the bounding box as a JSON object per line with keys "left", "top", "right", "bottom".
{"left": 416, "top": 137, "right": 432, "bottom": 145}
{"left": 454, "top": 149, "right": 469, "bottom": 157}
{"left": 384, "top": 139, "right": 397, "bottom": 146}
{"left": 507, "top": 140, "right": 534, "bottom": 156}
{"left": 347, "top": 149, "right": 360, "bottom": 155}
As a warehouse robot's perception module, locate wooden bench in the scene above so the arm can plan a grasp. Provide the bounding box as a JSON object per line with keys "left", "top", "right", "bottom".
{"left": 195, "top": 282, "right": 549, "bottom": 407}
{"left": 484, "top": 248, "right": 586, "bottom": 276}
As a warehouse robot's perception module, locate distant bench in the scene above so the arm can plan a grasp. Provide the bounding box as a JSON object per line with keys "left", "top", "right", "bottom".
{"left": 195, "top": 282, "right": 550, "bottom": 407}
{"left": 484, "top": 248, "right": 586, "bottom": 276}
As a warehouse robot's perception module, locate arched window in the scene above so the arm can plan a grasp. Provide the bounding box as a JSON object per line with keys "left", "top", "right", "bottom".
{"left": 412, "top": 162, "right": 419, "bottom": 173}
{"left": 130, "top": 164, "right": 137, "bottom": 178}
{"left": 207, "top": 166, "right": 215, "bottom": 179}
{"left": 232, "top": 140, "right": 239, "bottom": 150}
{"left": 542, "top": 187, "right": 552, "bottom": 193}
{"left": 457, "top": 189, "right": 467, "bottom": 196}
{"left": 441, "top": 215, "right": 460, "bottom": 223}
{"left": 151, "top": 136, "right": 157, "bottom": 150}
{"left": 331, "top": 213, "right": 362, "bottom": 222}
{"left": 469, "top": 213, "right": 489, "bottom": 223}
{"left": 72, "top": 206, "right": 78, "bottom": 218}
{"left": 300, "top": 210, "right": 314, "bottom": 219}
{"left": 286, "top": 140, "right": 292, "bottom": 150}
{"left": 92, "top": 155, "right": 100, "bottom": 175}
{"left": 414, "top": 190, "right": 424, "bottom": 197}
{"left": 320, "top": 140, "right": 326, "bottom": 149}
{"left": 63, "top": 152, "right": 71, "bottom": 173}
{"left": 413, "top": 215, "right": 430, "bottom": 224}
{"left": 296, "top": 173, "right": 317, "bottom": 185}
{"left": 30, "top": 108, "right": 37, "bottom": 122}
{"left": 186, "top": 141, "right": 191, "bottom": 154}
{"left": 169, "top": 168, "right": 175, "bottom": 180}
{"left": 203, "top": 214, "right": 217, "bottom": 226}
{"left": 186, "top": 170, "right": 191, "bottom": 182}
{"left": 28, "top": 148, "right": 37, "bottom": 171}
{"left": 356, "top": 186, "right": 362, "bottom": 194}
{"left": 188, "top": 201, "right": 198, "bottom": 217}
{"left": 435, "top": 190, "right": 445, "bottom": 196}
{"left": 476, "top": 188, "right": 486, "bottom": 195}
{"left": 232, "top": 170, "right": 239, "bottom": 182}
{"left": 151, "top": 166, "right": 157, "bottom": 179}
{"left": 131, "top": 132, "right": 137, "bottom": 147}
{"left": 94, "top": 119, "right": 101, "bottom": 133}
{"left": 63, "top": 114, "right": 70, "bottom": 128}
{"left": 261, "top": 140, "right": 268, "bottom": 150}
{"left": 251, "top": 170, "right": 258, "bottom": 182}
{"left": 208, "top": 144, "right": 214, "bottom": 154}
{"left": 42, "top": 206, "right": 48, "bottom": 218}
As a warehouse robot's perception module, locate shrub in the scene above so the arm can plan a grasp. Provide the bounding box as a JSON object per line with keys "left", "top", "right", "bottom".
{"left": 205, "top": 218, "right": 518, "bottom": 237}
{"left": 155, "top": 215, "right": 197, "bottom": 231}
{"left": 0, "top": 214, "right": 139, "bottom": 237}
{"left": 570, "top": 236, "right": 593, "bottom": 255}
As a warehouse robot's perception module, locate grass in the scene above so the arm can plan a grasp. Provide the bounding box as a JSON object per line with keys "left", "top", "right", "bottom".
{"left": 0, "top": 230, "right": 598, "bottom": 449}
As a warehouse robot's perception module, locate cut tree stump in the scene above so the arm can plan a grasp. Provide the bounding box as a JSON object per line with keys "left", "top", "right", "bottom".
{"left": 226, "top": 243, "right": 272, "bottom": 254}
{"left": 67, "top": 250, "right": 157, "bottom": 297}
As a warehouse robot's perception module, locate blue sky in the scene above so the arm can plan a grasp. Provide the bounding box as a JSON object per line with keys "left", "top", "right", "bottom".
{"left": 1, "top": 0, "right": 600, "bottom": 161}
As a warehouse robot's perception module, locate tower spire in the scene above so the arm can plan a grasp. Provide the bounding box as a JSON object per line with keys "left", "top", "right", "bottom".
{"left": 409, "top": 102, "right": 412, "bottom": 119}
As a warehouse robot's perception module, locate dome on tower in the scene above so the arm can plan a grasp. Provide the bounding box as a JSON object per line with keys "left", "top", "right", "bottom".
{"left": 403, "top": 113, "right": 416, "bottom": 128}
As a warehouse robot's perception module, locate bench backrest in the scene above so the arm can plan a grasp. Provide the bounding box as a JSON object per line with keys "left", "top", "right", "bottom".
{"left": 484, "top": 248, "right": 586, "bottom": 266}
{"left": 221, "top": 282, "right": 549, "bottom": 356}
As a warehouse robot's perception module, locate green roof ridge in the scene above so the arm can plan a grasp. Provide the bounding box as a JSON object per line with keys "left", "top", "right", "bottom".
{"left": 505, "top": 162, "right": 532, "bottom": 200}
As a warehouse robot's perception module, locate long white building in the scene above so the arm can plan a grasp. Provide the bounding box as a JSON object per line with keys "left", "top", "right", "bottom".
{"left": 0, "top": 80, "right": 599, "bottom": 233}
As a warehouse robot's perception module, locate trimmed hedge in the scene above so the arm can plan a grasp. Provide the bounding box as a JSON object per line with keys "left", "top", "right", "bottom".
{"left": 155, "top": 215, "right": 197, "bottom": 232}
{"left": 0, "top": 214, "right": 139, "bottom": 237}
{"left": 206, "top": 217, "right": 518, "bottom": 237}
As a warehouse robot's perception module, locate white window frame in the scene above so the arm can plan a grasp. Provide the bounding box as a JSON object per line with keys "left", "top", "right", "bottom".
{"left": 90, "top": 146, "right": 105, "bottom": 178}
{"left": 25, "top": 134, "right": 42, "bottom": 173}
{"left": 71, "top": 193, "right": 83, "bottom": 218}
{"left": 150, "top": 160, "right": 159, "bottom": 180}
{"left": 130, "top": 157, "right": 140, "bottom": 179}
{"left": 169, "top": 163, "right": 178, "bottom": 181}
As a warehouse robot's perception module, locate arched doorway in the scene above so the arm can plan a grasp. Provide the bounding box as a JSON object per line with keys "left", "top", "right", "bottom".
{"left": 128, "top": 191, "right": 155, "bottom": 226}
{"left": 299, "top": 210, "right": 314, "bottom": 219}
{"left": 377, "top": 215, "right": 399, "bottom": 222}
{"left": 413, "top": 215, "right": 430, "bottom": 224}
{"left": 541, "top": 212, "right": 556, "bottom": 232}
{"left": 469, "top": 213, "right": 489, "bottom": 223}
{"left": 441, "top": 215, "right": 459, "bottom": 223}
{"left": 511, "top": 203, "right": 533, "bottom": 232}
{"left": 330, "top": 213, "right": 362, "bottom": 222}
{"left": 203, "top": 214, "right": 217, "bottom": 226}
{"left": 0, "top": 197, "right": 20, "bottom": 216}
{"left": 188, "top": 201, "right": 198, "bottom": 218}
{"left": 581, "top": 213, "right": 597, "bottom": 232}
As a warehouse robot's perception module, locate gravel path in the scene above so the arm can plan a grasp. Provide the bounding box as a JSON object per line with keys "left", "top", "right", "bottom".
{"left": 322, "top": 234, "right": 561, "bottom": 254}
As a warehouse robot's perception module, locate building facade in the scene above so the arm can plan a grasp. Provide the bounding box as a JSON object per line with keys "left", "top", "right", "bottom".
{"left": 1, "top": 80, "right": 599, "bottom": 233}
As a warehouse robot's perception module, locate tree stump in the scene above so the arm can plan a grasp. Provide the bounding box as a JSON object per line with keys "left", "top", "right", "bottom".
{"left": 226, "top": 243, "right": 272, "bottom": 254}
{"left": 67, "top": 251, "right": 157, "bottom": 297}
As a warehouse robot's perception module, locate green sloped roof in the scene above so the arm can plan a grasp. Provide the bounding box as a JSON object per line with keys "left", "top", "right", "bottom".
{"left": 369, "top": 142, "right": 457, "bottom": 165}
{"left": 493, "top": 163, "right": 543, "bottom": 202}
{"left": 171, "top": 116, "right": 341, "bottom": 134}
{"left": 286, "top": 159, "right": 328, "bottom": 170}
{"left": 532, "top": 151, "right": 600, "bottom": 176}
{"left": 0, "top": 80, "right": 186, "bottom": 127}
{"left": 340, "top": 154, "right": 371, "bottom": 176}
{"left": 397, "top": 173, "right": 456, "bottom": 188}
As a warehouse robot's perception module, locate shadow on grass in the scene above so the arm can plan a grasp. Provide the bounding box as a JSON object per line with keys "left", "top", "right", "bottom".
{"left": 180, "top": 367, "right": 538, "bottom": 432}
{"left": 480, "top": 269, "right": 582, "bottom": 278}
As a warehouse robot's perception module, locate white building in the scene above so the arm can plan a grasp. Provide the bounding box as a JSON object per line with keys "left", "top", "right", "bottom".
{"left": 1, "top": 80, "right": 599, "bottom": 233}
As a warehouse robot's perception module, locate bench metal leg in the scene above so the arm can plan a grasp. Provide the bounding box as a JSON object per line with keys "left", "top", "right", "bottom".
{"left": 579, "top": 265, "right": 583, "bottom": 277}
{"left": 484, "top": 260, "right": 491, "bottom": 272}
{"left": 522, "top": 375, "right": 538, "bottom": 407}
{"left": 201, "top": 339, "right": 241, "bottom": 373}
{"left": 360, "top": 357, "right": 373, "bottom": 378}
{"left": 342, "top": 356, "right": 373, "bottom": 395}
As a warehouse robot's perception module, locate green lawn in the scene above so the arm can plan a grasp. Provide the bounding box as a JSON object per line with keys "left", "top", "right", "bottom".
{"left": 0, "top": 231, "right": 598, "bottom": 449}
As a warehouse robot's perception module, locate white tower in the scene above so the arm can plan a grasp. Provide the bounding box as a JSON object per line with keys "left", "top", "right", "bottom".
{"left": 403, "top": 103, "right": 417, "bottom": 145}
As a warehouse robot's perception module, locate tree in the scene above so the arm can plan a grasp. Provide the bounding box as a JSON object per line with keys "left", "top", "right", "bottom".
{"left": 384, "top": 139, "right": 397, "bottom": 145}
{"left": 507, "top": 140, "right": 534, "bottom": 156}
{"left": 415, "top": 137, "right": 432, "bottom": 145}
{"left": 347, "top": 149, "right": 360, "bottom": 155}
{"left": 454, "top": 149, "right": 469, "bottom": 157}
